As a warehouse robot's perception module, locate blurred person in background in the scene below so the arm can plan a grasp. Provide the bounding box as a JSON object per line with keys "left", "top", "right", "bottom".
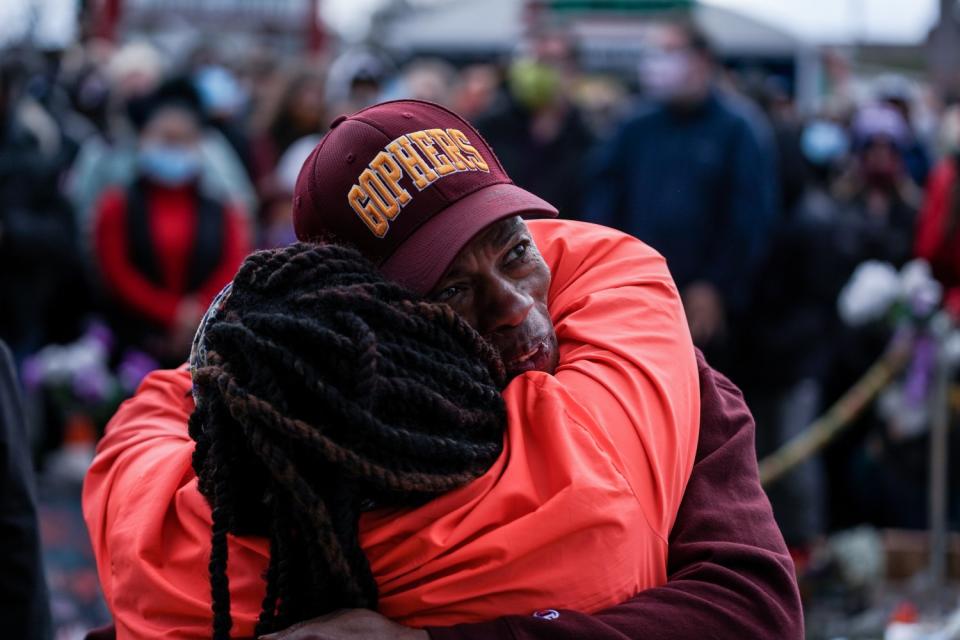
{"left": 101, "top": 40, "right": 168, "bottom": 139}
{"left": 258, "top": 132, "right": 322, "bottom": 248}
{"left": 193, "top": 63, "right": 253, "bottom": 177}
{"left": 68, "top": 40, "right": 168, "bottom": 222}
{"left": 748, "top": 75, "right": 809, "bottom": 215}
{"left": 833, "top": 104, "right": 920, "bottom": 269}
{"left": 325, "top": 49, "right": 391, "bottom": 118}
{"left": 875, "top": 74, "right": 931, "bottom": 189}
{"left": 818, "top": 104, "right": 922, "bottom": 531}
{"left": 449, "top": 64, "right": 499, "bottom": 120}
{"left": 585, "top": 20, "right": 778, "bottom": 368}
{"left": 573, "top": 75, "right": 631, "bottom": 139}
{"left": 91, "top": 79, "right": 251, "bottom": 368}
{"left": 475, "top": 28, "right": 594, "bottom": 217}
{"left": 57, "top": 39, "right": 116, "bottom": 138}
{"left": 741, "top": 119, "right": 852, "bottom": 558}
{"left": 0, "top": 53, "right": 85, "bottom": 363}
{"left": 0, "top": 339, "right": 52, "bottom": 640}
{"left": 229, "top": 43, "right": 280, "bottom": 116}
{"left": 396, "top": 58, "right": 457, "bottom": 106}
{"left": 915, "top": 105, "right": 960, "bottom": 316}
{"left": 23, "top": 47, "right": 100, "bottom": 168}
{"left": 69, "top": 42, "right": 257, "bottom": 226}
{"left": 250, "top": 65, "right": 327, "bottom": 199}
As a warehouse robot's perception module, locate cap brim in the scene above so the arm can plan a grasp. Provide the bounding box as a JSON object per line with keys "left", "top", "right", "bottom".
{"left": 380, "top": 183, "right": 558, "bottom": 295}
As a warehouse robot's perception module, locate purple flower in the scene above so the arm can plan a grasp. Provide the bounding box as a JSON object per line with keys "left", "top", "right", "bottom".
{"left": 85, "top": 320, "right": 115, "bottom": 353}
{"left": 118, "top": 349, "right": 160, "bottom": 393}
{"left": 72, "top": 365, "right": 113, "bottom": 405}
{"left": 20, "top": 356, "right": 44, "bottom": 393}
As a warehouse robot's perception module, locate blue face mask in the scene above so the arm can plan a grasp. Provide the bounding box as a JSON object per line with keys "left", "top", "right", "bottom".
{"left": 138, "top": 144, "right": 201, "bottom": 186}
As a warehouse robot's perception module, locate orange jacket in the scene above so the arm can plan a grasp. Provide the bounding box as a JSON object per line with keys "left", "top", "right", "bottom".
{"left": 82, "top": 219, "right": 700, "bottom": 638}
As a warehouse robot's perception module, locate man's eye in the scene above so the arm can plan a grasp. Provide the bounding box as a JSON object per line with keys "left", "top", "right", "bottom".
{"left": 506, "top": 241, "right": 530, "bottom": 264}
{"left": 433, "top": 285, "right": 463, "bottom": 302}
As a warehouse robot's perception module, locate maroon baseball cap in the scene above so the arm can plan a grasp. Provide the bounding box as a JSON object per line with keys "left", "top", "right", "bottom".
{"left": 292, "top": 99, "right": 558, "bottom": 295}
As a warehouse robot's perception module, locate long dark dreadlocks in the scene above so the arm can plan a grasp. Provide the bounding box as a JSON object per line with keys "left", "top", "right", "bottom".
{"left": 188, "top": 242, "right": 506, "bottom": 639}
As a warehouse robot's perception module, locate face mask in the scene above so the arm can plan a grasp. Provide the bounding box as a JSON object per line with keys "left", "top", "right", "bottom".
{"left": 864, "top": 165, "right": 899, "bottom": 188}
{"left": 640, "top": 49, "right": 694, "bottom": 101}
{"left": 138, "top": 143, "right": 201, "bottom": 187}
{"left": 863, "top": 155, "right": 900, "bottom": 188}
{"left": 195, "top": 66, "right": 247, "bottom": 117}
{"left": 508, "top": 59, "right": 561, "bottom": 111}
{"left": 801, "top": 120, "right": 849, "bottom": 167}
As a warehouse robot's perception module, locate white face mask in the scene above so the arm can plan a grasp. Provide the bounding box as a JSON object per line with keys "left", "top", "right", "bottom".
{"left": 639, "top": 49, "right": 695, "bottom": 101}
{"left": 138, "top": 143, "right": 202, "bottom": 187}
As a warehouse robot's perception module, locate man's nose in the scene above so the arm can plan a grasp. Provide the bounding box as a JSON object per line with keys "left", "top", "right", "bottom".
{"left": 485, "top": 278, "right": 534, "bottom": 333}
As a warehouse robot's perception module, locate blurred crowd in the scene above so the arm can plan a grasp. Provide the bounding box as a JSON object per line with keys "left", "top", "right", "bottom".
{"left": 3, "top": 17, "right": 960, "bottom": 569}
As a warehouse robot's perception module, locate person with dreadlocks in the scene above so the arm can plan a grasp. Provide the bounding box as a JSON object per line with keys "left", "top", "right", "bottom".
{"left": 189, "top": 241, "right": 507, "bottom": 639}
{"left": 84, "top": 100, "right": 802, "bottom": 640}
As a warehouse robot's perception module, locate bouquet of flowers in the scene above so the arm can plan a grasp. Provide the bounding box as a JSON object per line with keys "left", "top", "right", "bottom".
{"left": 20, "top": 321, "right": 159, "bottom": 479}
{"left": 838, "top": 259, "right": 960, "bottom": 440}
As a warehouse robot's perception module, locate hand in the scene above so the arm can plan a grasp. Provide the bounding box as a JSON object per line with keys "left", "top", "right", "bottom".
{"left": 682, "top": 281, "right": 726, "bottom": 347}
{"left": 260, "top": 609, "right": 429, "bottom": 640}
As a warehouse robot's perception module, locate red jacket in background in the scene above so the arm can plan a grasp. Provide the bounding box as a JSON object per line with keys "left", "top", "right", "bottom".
{"left": 93, "top": 181, "right": 251, "bottom": 330}
{"left": 916, "top": 159, "right": 960, "bottom": 313}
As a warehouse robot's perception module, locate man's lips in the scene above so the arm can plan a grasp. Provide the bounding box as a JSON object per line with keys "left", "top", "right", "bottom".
{"left": 502, "top": 338, "right": 552, "bottom": 375}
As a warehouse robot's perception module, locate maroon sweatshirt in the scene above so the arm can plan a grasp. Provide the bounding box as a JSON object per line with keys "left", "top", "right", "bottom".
{"left": 426, "top": 351, "right": 804, "bottom": 640}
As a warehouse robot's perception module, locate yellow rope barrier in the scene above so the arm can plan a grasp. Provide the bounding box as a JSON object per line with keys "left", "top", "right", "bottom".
{"left": 758, "top": 339, "right": 914, "bottom": 487}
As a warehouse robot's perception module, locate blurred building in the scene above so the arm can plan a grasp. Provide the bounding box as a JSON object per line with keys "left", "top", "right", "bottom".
{"left": 378, "top": 0, "right": 822, "bottom": 113}
{"left": 927, "top": 0, "right": 960, "bottom": 98}
{"left": 85, "top": 0, "right": 326, "bottom": 53}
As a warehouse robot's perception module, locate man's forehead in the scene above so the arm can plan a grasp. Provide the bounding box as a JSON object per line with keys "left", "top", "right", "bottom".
{"left": 476, "top": 216, "right": 526, "bottom": 250}
{"left": 439, "top": 216, "right": 527, "bottom": 281}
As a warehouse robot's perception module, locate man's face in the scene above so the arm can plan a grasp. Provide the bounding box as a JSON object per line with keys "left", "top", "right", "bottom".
{"left": 428, "top": 216, "right": 559, "bottom": 380}
{"left": 641, "top": 24, "right": 709, "bottom": 105}
{"left": 140, "top": 106, "right": 202, "bottom": 148}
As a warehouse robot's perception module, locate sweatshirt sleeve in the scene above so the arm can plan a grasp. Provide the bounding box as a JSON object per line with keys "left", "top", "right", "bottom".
{"left": 426, "top": 352, "right": 804, "bottom": 640}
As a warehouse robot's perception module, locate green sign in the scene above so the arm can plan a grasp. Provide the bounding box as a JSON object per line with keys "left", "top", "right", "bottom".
{"left": 548, "top": 0, "right": 696, "bottom": 13}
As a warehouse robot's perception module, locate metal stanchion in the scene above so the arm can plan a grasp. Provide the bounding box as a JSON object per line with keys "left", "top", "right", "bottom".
{"left": 928, "top": 322, "right": 953, "bottom": 611}
{"left": 758, "top": 337, "right": 912, "bottom": 487}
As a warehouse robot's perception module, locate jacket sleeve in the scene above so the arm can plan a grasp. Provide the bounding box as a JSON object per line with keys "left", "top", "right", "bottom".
{"left": 426, "top": 351, "right": 803, "bottom": 640}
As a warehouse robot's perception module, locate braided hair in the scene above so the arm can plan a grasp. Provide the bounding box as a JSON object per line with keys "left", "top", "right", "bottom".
{"left": 189, "top": 242, "right": 507, "bottom": 639}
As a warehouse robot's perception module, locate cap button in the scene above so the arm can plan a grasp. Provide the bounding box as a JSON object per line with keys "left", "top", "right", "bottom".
{"left": 330, "top": 114, "right": 348, "bottom": 129}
